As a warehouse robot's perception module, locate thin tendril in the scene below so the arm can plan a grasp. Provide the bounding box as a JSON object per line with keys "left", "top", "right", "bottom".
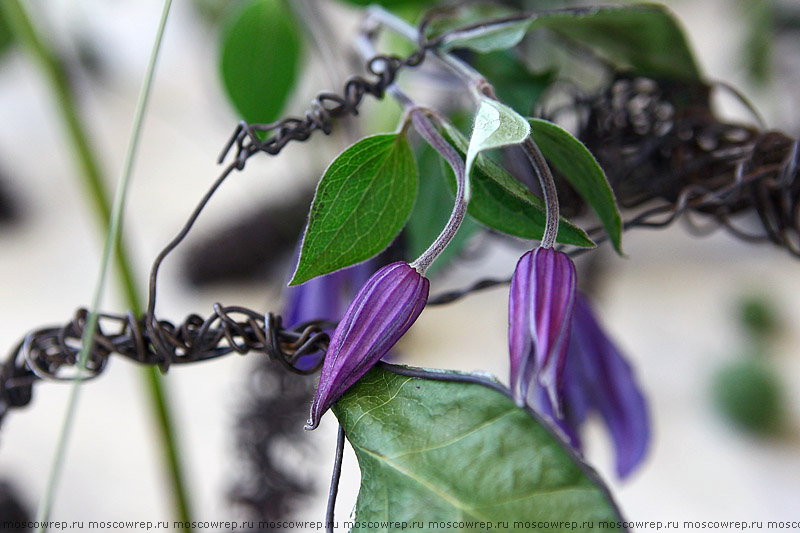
{"left": 408, "top": 109, "right": 469, "bottom": 274}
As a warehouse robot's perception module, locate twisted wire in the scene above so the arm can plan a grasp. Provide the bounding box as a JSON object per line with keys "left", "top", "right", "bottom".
{"left": 0, "top": 307, "right": 330, "bottom": 425}
{"left": 217, "top": 51, "right": 427, "bottom": 172}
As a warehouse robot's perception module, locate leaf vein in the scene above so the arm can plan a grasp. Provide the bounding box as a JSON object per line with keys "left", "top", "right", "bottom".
{"left": 387, "top": 408, "right": 516, "bottom": 460}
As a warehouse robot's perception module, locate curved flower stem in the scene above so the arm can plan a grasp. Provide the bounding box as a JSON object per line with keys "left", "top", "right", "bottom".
{"left": 356, "top": 22, "right": 469, "bottom": 275}
{"left": 408, "top": 109, "right": 469, "bottom": 275}
{"left": 523, "top": 137, "right": 560, "bottom": 248}
{"left": 0, "top": 1, "right": 192, "bottom": 530}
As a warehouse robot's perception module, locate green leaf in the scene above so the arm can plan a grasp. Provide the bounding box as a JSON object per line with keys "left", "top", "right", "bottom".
{"left": 465, "top": 99, "right": 530, "bottom": 185}
{"left": 291, "top": 134, "right": 417, "bottom": 285}
{"left": 531, "top": 4, "right": 701, "bottom": 81}
{"left": 441, "top": 123, "right": 593, "bottom": 247}
{"left": 333, "top": 367, "right": 624, "bottom": 531}
{"left": 219, "top": 0, "right": 302, "bottom": 124}
{"left": 440, "top": 5, "right": 701, "bottom": 81}
{"left": 406, "top": 142, "right": 479, "bottom": 277}
{"left": 529, "top": 119, "right": 623, "bottom": 254}
{"left": 712, "top": 359, "right": 784, "bottom": 435}
{"left": 441, "top": 19, "right": 530, "bottom": 53}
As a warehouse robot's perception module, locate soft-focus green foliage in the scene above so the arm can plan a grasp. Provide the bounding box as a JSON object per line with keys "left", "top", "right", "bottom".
{"left": 219, "top": 0, "right": 302, "bottom": 124}
{"left": 0, "top": 8, "right": 12, "bottom": 56}
{"left": 713, "top": 359, "right": 784, "bottom": 435}
{"left": 738, "top": 294, "right": 781, "bottom": 340}
{"left": 442, "top": 4, "right": 701, "bottom": 81}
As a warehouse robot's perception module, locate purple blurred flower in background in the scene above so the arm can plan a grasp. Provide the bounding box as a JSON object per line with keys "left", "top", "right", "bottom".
{"left": 305, "top": 261, "right": 429, "bottom": 429}
{"left": 283, "top": 260, "right": 377, "bottom": 372}
{"left": 509, "top": 247, "right": 577, "bottom": 415}
{"left": 532, "top": 293, "right": 650, "bottom": 478}
{"left": 284, "top": 260, "right": 377, "bottom": 328}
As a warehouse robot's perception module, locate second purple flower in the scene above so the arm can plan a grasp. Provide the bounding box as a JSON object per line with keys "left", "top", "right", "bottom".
{"left": 509, "top": 246, "right": 577, "bottom": 416}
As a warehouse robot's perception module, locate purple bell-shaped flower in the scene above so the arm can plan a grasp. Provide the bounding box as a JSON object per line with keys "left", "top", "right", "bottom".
{"left": 509, "top": 246, "right": 577, "bottom": 415}
{"left": 305, "top": 261, "right": 429, "bottom": 429}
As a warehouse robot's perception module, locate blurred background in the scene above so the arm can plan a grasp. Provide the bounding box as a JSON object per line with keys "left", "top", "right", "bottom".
{"left": 0, "top": 0, "right": 799, "bottom": 530}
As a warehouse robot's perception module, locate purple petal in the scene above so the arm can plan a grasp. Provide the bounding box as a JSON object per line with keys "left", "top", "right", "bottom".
{"left": 508, "top": 251, "right": 533, "bottom": 406}
{"left": 509, "top": 247, "right": 576, "bottom": 414}
{"left": 569, "top": 294, "right": 650, "bottom": 478}
{"left": 306, "top": 262, "right": 429, "bottom": 429}
{"left": 284, "top": 261, "right": 376, "bottom": 328}
{"left": 531, "top": 355, "right": 589, "bottom": 451}
{"left": 512, "top": 247, "right": 577, "bottom": 417}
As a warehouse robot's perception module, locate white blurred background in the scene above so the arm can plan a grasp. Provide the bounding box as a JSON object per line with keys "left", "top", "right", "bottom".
{"left": 0, "top": 0, "right": 799, "bottom": 531}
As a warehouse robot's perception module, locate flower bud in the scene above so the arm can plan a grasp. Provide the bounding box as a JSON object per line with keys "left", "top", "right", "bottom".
{"left": 305, "top": 261, "right": 429, "bottom": 429}
{"left": 283, "top": 260, "right": 377, "bottom": 372}
{"left": 509, "top": 247, "right": 577, "bottom": 415}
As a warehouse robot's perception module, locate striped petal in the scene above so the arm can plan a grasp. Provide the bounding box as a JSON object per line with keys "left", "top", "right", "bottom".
{"left": 509, "top": 247, "right": 577, "bottom": 415}
{"left": 305, "top": 262, "right": 429, "bottom": 429}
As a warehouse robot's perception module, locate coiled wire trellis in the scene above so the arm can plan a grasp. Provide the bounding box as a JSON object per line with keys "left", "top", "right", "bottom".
{"left": 4, "top": 11, "right": 800, "bottom": 428}
{"left": 0, "top": 308, "right": 331, "bottom": 422}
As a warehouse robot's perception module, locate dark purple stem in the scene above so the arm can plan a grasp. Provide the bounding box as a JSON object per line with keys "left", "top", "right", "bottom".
{"left": 408, "top": 109, "right": 469, "bottom": 274}
{"left": 523, "top": 137, "right": 559, "bottom": 248}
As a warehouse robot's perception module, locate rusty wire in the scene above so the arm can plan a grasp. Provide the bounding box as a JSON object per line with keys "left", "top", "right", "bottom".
{"left": 0, "top": 307, "right": 330, "bottom": 425}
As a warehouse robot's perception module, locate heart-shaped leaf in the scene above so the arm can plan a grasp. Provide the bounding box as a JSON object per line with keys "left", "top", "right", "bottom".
{"left": 332, "top": 367, "right": 624, "bottom": 530}
{"left": 291, "top": 134, "right": 417, "bottom": 285}
{"left": 529, "top": 119, "right": 623, "bottom": 254}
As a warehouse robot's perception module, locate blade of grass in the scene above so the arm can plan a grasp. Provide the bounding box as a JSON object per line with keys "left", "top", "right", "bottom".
{"left": 0, "top": 1, "right": 192, "bottom": 530}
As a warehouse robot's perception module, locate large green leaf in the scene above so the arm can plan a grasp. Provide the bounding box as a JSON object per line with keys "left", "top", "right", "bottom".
{"left": 291, "top": 134, "right": 417, "bottom": 285}
{"left": 532, "top": 5, "right": 700, "bottom": 81}
{"left": 442, "top": 5, "right": 701, "bottom": 81}
{"left": 219, "top": 0, "right": 302, "bottom": 124}
{"left": 442, "top": 123, "right": 593, "bottom": 247}
{"left": 529, "top": 119, "right": 623, "bottom": 254}
{"left": 333, "top": 367, "right": 624, "bottom": 531}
